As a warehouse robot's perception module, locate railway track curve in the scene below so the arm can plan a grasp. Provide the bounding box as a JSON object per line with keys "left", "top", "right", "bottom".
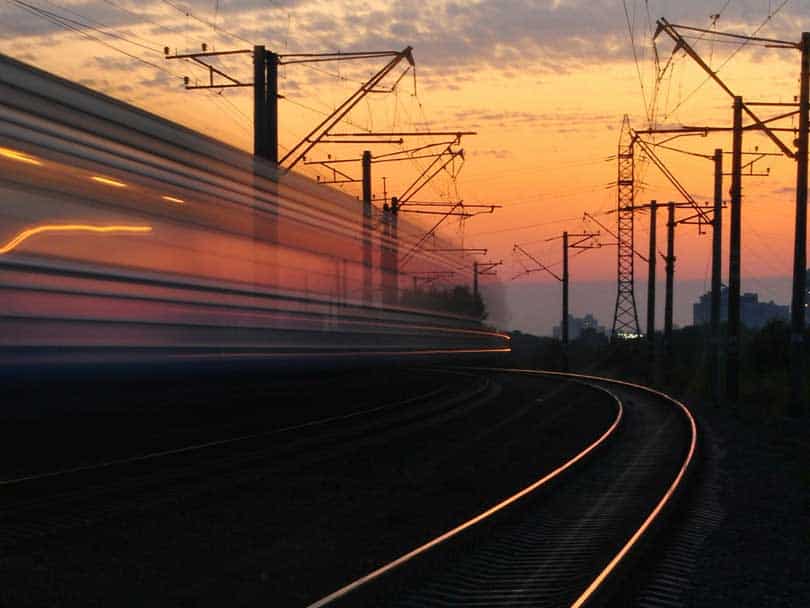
{"left": 309, "top": 369, "right": 698, "bottom": 608}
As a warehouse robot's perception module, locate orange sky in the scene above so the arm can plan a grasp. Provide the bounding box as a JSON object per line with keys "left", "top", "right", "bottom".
{"left": 1, "top": 0, "right": 808, "bottom": 329}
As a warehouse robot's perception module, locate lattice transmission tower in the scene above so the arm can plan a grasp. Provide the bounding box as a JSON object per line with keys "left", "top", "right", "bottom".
{"left": 611, "top": 115, "right": 641, "bottom": 338}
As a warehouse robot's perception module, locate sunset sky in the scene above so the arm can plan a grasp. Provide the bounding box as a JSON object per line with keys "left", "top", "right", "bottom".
{"left": 1, "top": 0, "right": 808, "bottom": 332}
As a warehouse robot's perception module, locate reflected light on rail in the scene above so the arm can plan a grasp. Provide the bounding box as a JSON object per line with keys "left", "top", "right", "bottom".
{"left": 161, "top": 195, "right": 185, "bottom": 204}
{"left": 0, "top": 146, "right": 42, "bottom": 166}
{"left": 91, "top": 176, "right": 127, "bottom": 188}
{"left": 0, "top": 224, "right": 153, "bottom": 255}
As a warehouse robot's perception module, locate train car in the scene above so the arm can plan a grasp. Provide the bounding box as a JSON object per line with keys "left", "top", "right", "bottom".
{"left": 0, "top": 53, "right": 509, "bottom": 369}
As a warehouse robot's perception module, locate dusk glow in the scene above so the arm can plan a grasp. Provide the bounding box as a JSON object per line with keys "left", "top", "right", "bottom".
{"left": 0, "top": 4, "right": 805, "bottom": 607}
{"left": 2, "top": 1, "right": 806, "bottom": 333}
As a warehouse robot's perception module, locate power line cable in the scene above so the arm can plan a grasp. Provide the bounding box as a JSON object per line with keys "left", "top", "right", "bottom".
{"left": 9, "top": 0, "right": 177, "bottom": 75}
{"left": 623, "top": 0, "right": 651, "bottom": 125}
{"left": 664, "top": 0, "right": 791, "bottom": 118}
{"left": 160, "top": 0, "right": 257, "bottom": 47}
{"left": 98, "top": 0, "right": 209, "bottom": 48}
{"left": 7, "top": 0, "right": 256, "bottom": 139}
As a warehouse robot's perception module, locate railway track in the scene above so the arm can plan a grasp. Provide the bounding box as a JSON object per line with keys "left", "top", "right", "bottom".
{"left": 0, "top": 369, "right": 687, "bottom": 606}
{"left": 308, "top": 370, "right": 697, "bottom": 608}
{"left": 0, "top": 371, "right": 495, "bottom": 546}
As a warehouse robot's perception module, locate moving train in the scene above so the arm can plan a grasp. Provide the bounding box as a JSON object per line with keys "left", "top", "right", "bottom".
{"left": 0, "top": 54, "right": 509, "bottom": 368}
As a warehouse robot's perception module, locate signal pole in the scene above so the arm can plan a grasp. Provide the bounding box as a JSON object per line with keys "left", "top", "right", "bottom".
{"left": 790, "top": 32, "right": 810, "bottom": 417}
{"left": 711, "top": 149, "right": 724, "bottom": 406}
{"left": 728, "top": 96, "right": 744, "bottom": 404}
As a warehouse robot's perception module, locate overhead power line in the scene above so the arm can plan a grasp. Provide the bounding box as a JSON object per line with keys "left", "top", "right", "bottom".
{"left": 160, "top": 0, "right": 256, "bottom": 47}
{"left": 10, "top": 0, "right": 174, "bottom": 74}
{"left": 663, "top": 0, "right": 792, "bottom": 118}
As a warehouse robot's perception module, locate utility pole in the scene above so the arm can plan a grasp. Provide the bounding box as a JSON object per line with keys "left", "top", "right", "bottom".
{"left": 711, "top": 148, "right": 724, "bottom": 406}
{"left": 167, "top": 45, "right": 279, "bottom": 163}
{"left": 653, "top": 20, "right": 809, "bottom": 406}
{"left": 647, "top": 200, "right": 658, "bottom": 382}
{"left": 513, "top": 234, "right": 599, "bottom": 371}
{"left": 362, "top": 150, "right": 373, "bottom": 304}
{"left": 472, "top": 260, "right": 502, "bottom": 317}
{"left": 631, "top": 131, "right": 770, "bottom": 401}
{"left": 266, "top": 50, "right": 278, "bottom": 164}
{"left": 790, "top": 32, "right": 810, "bottom": 417}
{"left": 728, "top": 96, "right": 743, "bottom": 404}
{"left": 381, "top": 201, "right": 392, "bottom": 305}
{"left": 380, "top": 197, "right": 400, "bottom": 306}
{"left": 252, "top": 46, "right": 279, "bottom": 163}
{"left": 252, "top": 45, "right": 267, "bottom": 160}
{"left": 391, "top": 196, "right": 399, "bottom": 305}
{"left": 556, "top": 231, "right": 602, "bottom": 349}
{"left": 305, "top": 133, "right": 489, "bottom": 295}
{"left": 664, "top": 202, "right": 676, "bottom": 364}
{"left": 562, "top": 231, "right": 569, "bottom": 349}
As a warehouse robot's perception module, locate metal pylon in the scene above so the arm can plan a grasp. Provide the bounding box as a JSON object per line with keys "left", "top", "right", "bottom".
{"left": 611, "top": 115, "right": 641, "bottom": 339}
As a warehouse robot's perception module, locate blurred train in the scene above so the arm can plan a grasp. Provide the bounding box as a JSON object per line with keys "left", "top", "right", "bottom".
{"left": 0, "top": 53, "right": 509, "bottom": 368}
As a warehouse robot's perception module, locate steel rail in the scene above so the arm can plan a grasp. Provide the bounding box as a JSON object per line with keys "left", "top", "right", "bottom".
{"left": 529, "top": 370, "right": 698, "bottom": 608}
{"left": 0, "top": 377, "right": 476, "bottom": 487}
{"left": 306, "top": 369, "right": 697, "bottom": 608}
{"left": 305, "top": 375, "right": 624, "bottom": 608}
{"left": 0, "top": 373, "right": 502, "bottom": 554}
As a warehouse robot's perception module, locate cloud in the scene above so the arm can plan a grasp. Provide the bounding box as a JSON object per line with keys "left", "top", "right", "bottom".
{"left": 469, "top": 148, "right": 514, "bottom": 159}
{"left": 444, "top": 107, "right": 615, "bottom": 129}
{"left": 1, "top": 0, "right": 804, "bottom": 107}
{"left": 3, "top": 1, "right": 804, "bottom": 69}
{"left": 771, "top": 185, "right": 799, "bottom": 197}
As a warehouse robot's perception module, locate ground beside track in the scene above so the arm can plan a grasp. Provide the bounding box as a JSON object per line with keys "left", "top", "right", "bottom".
{"left": 679, "top": 400, "right": 810, "bottom": 607}
{"left": 0, "top": 369, "right": 615, "bottom": 607}
{"left": 0, "top": 368, "right": 456, "bottom": 478}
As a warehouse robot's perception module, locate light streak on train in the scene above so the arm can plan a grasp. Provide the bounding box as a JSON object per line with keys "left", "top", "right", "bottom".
{"left": 161, "top": 195, "right": 185, "bottom": 204}
{"left": 0, "top": 224, "right": 153, "bottom": 255}
{"left": 0, "top": 146, "right": 42, "bottom": 166}
{"left": 90, "top": 175, "right": 127, "bottom": 188}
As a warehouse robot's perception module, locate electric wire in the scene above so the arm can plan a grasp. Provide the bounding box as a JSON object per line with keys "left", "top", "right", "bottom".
{"left": 664, "top": 0, "right": 792, "bottom": 119}
{"left": 6, "top": 0, "right": 254, "bottom": 137}
{"left": 160, "top": 0, "right": 257, "bottom": 48}
{"left": 9, "top": 0, "right": 174, "bottom": 74}
{"left": 623, "top": 0, "right": 651, "bottom": 125}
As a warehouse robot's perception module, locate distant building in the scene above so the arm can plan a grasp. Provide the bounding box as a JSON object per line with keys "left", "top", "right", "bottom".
{"left": 553, "top": 313, "right": 607, "bottom": 340}
{"left": 693, "top": 287, "right": 788, "bottom": 329}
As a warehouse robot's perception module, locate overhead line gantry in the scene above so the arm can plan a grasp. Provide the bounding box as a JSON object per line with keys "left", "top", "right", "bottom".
{"left": 648, "top": 18, "right": 810, "bottom": 413}
{"left": 166, "top": 45, "right": 416, "bottom": 168}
